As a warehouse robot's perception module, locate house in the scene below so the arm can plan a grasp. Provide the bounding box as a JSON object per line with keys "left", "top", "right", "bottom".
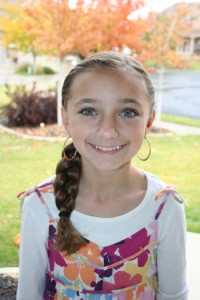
{"left": 163, "top": 2, "right": 200, "bottom": 57}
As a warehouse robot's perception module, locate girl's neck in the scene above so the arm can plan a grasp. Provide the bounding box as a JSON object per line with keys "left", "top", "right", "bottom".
{"left": 79, "top": 162, "right": 144, "bottom": 202}
{"left": 75, "top": 163, "right": 147, "bottom": 217}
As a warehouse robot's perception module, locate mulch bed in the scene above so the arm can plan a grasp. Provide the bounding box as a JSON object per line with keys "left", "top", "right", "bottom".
{"left": 12, "top": 123, "right": 67, "bottom": 137}
{"left": 0, "top": 274, "right": 18, "bottom": 300}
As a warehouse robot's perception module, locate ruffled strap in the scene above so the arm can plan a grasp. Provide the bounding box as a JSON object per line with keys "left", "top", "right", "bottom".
{"left": 17, "top": 180, "right": 55, "bottom": 223}
{"left": 154, "top": 186, "right": 184, "bottom": 220}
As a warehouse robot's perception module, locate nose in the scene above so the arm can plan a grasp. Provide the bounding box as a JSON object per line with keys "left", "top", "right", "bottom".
{"left": 97, "top": 117, "right": 119, "bottom": 139}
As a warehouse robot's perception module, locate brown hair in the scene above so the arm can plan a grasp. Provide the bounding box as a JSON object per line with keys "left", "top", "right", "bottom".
{"left": 54, "top": 51, "right": 155, "bottom": 254}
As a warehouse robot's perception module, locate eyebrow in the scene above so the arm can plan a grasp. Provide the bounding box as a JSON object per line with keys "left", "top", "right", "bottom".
{"left": 75, "top": 97, "right": 142, "bottom": 107}
{"left": 120, "top": 98, "right": 142, "bottom": 107}
{"left": 75, "top": 98, "right": 97, "bottom": 106}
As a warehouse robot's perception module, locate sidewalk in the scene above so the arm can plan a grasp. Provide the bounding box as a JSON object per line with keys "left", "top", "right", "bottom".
{"left": 0, "top": 232, "right": 199, "bottom": 298}
{"left": 153, "top": 121, "right": 200, "bottom": 135}
{"left": 187, "top": 232, "right": 200, "bottom": 299}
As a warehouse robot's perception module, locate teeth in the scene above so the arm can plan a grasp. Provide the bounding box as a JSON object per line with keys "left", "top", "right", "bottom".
{"left": 95, "top": 145, "right": 122, "bottom": 151}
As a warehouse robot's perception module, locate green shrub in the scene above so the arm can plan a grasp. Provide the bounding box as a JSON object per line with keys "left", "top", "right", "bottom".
{"left": 16, "top": 63, "right": 56, "bottom": 75}
{"left": 43, "top": 66, "right": 56, "bottom": 74}
{"left": 144, "top": 60, "right": 156, "bottom": 67}
{"left": 16, "top": 63, "right": 33, "bottom": 74}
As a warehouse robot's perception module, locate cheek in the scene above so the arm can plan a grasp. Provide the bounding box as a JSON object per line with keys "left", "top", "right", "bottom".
{"left": 122, "top": 118, "right": 146, "bottom": 135}
{"left": 125, "top": 123, "right": 146, "bottom": 148}
{"left": 70, "top": 121, "right": 92, "bottom": 142}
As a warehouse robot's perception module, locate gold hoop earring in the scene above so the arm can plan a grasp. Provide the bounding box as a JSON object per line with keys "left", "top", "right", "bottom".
{"left": 137, "top": 137, "right": 151, "bottom": 161}
{"left": 63, "top": 136, "right": 77, "bottom": 161}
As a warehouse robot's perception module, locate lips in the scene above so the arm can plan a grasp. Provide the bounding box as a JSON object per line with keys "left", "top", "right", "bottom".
{"left": 95, "top": 145, "right": 122, "bottom": 151}
{"left": 89, "top": 143, "right": 125, "bottom": 153}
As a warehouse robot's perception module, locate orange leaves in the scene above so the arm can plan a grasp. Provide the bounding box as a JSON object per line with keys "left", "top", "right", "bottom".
{"left": 22, "top": 0, "right": 76, "bottom": 58}
{"left": 1, "top": 0, "right": 146, "bottom": 59}
{"left": 87, "top": 0, "right": 146, "bottom": 53}
{"left": 14, "top": 233, "right": 20, "bottom": 247}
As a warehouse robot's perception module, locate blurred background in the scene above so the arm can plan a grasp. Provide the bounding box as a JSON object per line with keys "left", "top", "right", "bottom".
{"left": 0, "top": 0, "right": 200, "bottom": 298}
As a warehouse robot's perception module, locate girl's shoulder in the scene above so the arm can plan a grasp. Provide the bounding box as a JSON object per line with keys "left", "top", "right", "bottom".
{"left": 145, "top": 171, "right": 184, "bottom": 206}
{"left": 143, "top": 172, "right": 185, "bottom": 224}
{"left": 17, "top": 175, "right": 56, "bottom": 210}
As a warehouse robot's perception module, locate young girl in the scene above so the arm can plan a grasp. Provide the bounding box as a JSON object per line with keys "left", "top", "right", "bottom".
{"left": 17, "top": 52, "right": 188, "bottom": 300}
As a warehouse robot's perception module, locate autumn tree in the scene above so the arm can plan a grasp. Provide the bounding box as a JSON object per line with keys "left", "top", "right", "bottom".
{"left": 0, "top": 0, "right": 39, "bottom": 70}
{"left": 23, "top": 0, "right": 146, "bottom": 59}
{"left": 0, "top": 0, "right": 147, "bottom": 68}
{"left": 82, "top": 0, "right": 146, "bottom": 54}
{"left": 22, "top": 0, "right": 83, "bottom": 61}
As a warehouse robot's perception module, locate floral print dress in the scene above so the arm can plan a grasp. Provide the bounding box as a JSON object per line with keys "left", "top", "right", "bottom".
{"left": 19, "top": 182, "right": 182, "bottom": 300}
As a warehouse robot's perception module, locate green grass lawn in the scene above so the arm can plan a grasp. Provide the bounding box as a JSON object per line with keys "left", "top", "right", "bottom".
{"left": 161, "top": 113, "right": 200, "bottom": 127}
{"left": 0, "top": 85, "right": 11, "bottom": 106}
{"left": 0, "top": 132, "right": 62, "bottom": 267}
{"left": 0, "top": 131, "right": 200, "bottom": 267}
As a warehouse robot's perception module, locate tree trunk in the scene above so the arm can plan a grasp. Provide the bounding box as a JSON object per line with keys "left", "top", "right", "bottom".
{"left": 155, "top": 64, "right": 164, "bottom": 124}
{"left": 32, "top": 51, "right": 37, "bottom": 74}
{"left": 57, "top": 56, "right": 64, "bottom": 126}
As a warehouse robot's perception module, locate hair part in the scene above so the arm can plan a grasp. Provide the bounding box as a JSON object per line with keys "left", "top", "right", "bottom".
{"left": 54, "top": 51, "right": 155, "bottom": 254}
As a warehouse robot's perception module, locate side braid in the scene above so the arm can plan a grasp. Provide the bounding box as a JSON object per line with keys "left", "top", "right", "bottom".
{"left": 54, "top": 143, "right": 87, "bottom": 254}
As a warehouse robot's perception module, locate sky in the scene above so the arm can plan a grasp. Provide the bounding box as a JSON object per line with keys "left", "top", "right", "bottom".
{"left": 135, "top": 0, "right": 200, "bottom": 17}
{"left": 149, "top": 0, "right": 200, "bottom": 12}
{"left": 70, "top": 0, "right": 200, "bottom": 12}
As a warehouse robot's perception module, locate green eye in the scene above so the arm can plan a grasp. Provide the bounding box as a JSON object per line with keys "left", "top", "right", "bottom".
{"left": 121, "top": 109, "right": 136, "bottom": 118}
{"left": 80, "top": 108, "right": 97, "bottom": 116}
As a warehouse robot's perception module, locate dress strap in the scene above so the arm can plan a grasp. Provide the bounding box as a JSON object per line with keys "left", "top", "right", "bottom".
{"left": 154, "top": 186, "right": 183, "bottom": 220}
{"left": 35, "top": 187, "right": 55, "bottom": 223}
{"left": 18, "top": 180, "right": 55, "bottom": 223}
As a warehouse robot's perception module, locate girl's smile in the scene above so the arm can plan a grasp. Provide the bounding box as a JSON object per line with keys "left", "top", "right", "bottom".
{"left": 88, "top": 142, "right": 127, "bottom": 154}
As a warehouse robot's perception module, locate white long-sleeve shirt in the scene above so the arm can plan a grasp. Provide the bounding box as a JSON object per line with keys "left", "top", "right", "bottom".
{"left": 17, "top": 172, "right": 188, "bottom": 299}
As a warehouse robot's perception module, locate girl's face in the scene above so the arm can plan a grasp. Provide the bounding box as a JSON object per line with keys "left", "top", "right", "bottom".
{"left": 62, "top": 68, "right": 155, "bottom": 172}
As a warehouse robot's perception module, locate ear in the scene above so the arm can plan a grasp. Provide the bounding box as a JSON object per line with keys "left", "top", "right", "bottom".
{"left": 61, "top": 107, "right": 71, "bottom": 136}
{"left": 145, "top": 111, "right": 156, "bottom": 136}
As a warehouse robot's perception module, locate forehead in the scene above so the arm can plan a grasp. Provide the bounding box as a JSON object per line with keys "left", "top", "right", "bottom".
{"left": 69, "top": 67, "right": 148, "bottom": 98}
